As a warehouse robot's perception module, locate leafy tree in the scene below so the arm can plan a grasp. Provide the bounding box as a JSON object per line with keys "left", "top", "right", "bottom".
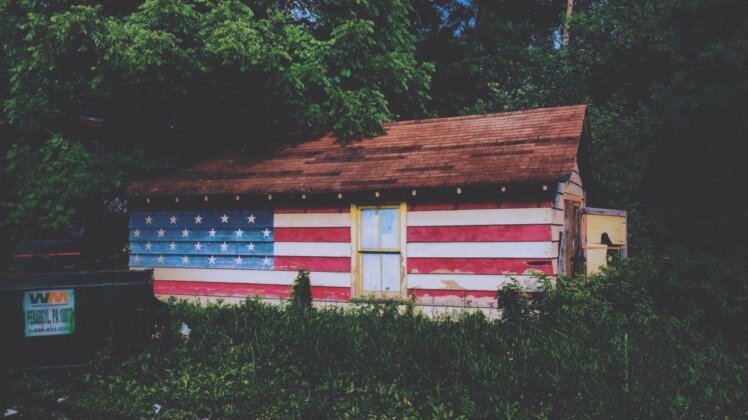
{"left": 416, "top": 0, "right": 747, "bottom": 256}
{"left": 414, "top": 0, "right": 566, "bottom": 115}
{"left": 0, "top": 0, "right": 432, "bottom": 240}
{"left": 561, "top": 0, "right": 748, "bottom": 253}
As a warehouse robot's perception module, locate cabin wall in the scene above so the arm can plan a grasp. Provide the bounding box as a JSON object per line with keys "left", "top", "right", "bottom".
{"left": 128, "top": 199, "right": 564, "bottom": 309}
{"left": 404, "top": 201, "right": 556, "bottom": 307}
{"left": 553, "top": 161, "right": 586, "bottom": 276}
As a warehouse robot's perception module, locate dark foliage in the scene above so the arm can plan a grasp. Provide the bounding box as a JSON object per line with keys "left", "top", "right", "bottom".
{"left": 1, "top": 255, "right": 743, "bottom": 417}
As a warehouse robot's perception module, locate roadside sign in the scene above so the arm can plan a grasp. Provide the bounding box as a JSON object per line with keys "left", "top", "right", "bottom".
{"left": 23, "top": 289, "right": 76, "bottom": 337}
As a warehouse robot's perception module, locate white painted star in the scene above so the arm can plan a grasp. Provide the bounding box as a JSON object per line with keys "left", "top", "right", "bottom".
{"left": 145, "top": 241, "right": 152, "bottom": 250}
{"left": 133, "top": 254, "right": 140, "bottom": 263}
{"left": 169, "top": 242, "right": 177, "bottom": 250}
{"left": 235, "top": 256, "right": 243, "bottom": 265}
{"left": 157, "top": 255, "right": 165, "bottom": 263}
{"left": 132, "top": 229, "right": 140, "bottom": 238}
{"left": 181, "top": 228, "right": 190, "bottom": 237}
{"left": 208, "top": 228, "right": 217, "bottom": 237}
{"left": 194, "top": 242, "right": 202, "bottom": 251}
{"left": 220, "top": 214, "right": 229, "bottom": 223}
{"left": 157, "top": 228, "right": 165, "bottom": 237}
{"left": 246, "top": 214, "right": 256, "bottom": 223}
{"left": 169, "top": 215, "right": 177, "bottom": 224}
{"left": 262, "top": 256, "right": 271, "bottom": 266}
{"left": 246, "top": 242, "right": 255, "bottom": 252}
{"left": 182, "top": 255, "right": 190, "bottom": 264}
{"left": 235, "top": 228, "right": 244, "bottom": 238}
{"left": 262, "top": 228, "right": 271, "bottom": 238}
{"left": 145, "top": 215, "right": 153, "bottom": 224}
{"left": 220, "top": 242, "right": 228, "bottom": 252}
{"left": 194, "top": 214, "right": 203, "bottom": 224}
{"left": 208, "top": 255, "right": 216, "bottom": 265}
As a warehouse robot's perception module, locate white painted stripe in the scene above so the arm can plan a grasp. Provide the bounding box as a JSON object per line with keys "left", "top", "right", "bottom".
{"left": 274, "top": 242, "right": 351, "bottom": 257}
{"left": 552, "top": 208, "right": 564, "bottom": 225}
{"left": 407, "top": 208, "right": 553, "bottom": 226}
{"left": 407, "top": 242, "right": 557, "bottom": 258}
{"left": 274, "top": 212, "right": 350, "bottom": 228}
{"left": 408, "top": 274, "right": 543, "bottom": 291}
{"left": 551, "top": 225, "right": 564, "bottom": 241}
{"left": 144, "top": 267, "right": 351, "bottom": 288}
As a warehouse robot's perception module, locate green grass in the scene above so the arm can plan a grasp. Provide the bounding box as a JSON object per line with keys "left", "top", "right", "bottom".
{"left": 1, "top": 255, "right": 744, "bottom": 418}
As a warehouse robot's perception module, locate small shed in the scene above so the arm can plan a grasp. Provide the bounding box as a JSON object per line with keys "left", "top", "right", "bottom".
{"left": 126, "top": 105, "right": 626, "bottom": 309}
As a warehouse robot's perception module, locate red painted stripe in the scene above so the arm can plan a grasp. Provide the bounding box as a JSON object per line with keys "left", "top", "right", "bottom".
{"left": 274, "top": 256, "right": 350, "bottom": 272}
{"left": 408, "top": 289, "right": 496, "bottom": 299}
{"left": 407, "top": 225, "right": 550, "bottom": 242}
{"left": 154, "top": 280, "right": 351, "bottom": 301}
{"left": 408, "top": 288, "right": 543, "bottom": 301}
{"left": 408, "top": 258, "right": 554, "bottom": 275}
{"left": 275, "top": 227, "right": 350, "bottom": 242}
{"left": 408, "top": 201, "right": 551, "bottom": 211}
{"left": 12, "top": 252, "right": 82, "bottom": 258}
{"left": 275, "top": 207, "right": 350, "bottom": 214}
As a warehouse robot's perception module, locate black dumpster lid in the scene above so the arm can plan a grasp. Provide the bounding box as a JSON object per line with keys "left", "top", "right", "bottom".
{"left": 0, "top": 270, "right": 153, "bottom": 291}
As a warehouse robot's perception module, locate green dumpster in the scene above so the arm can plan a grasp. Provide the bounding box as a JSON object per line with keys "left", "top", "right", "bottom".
{"left": 0, "top": 270, "right": 157, "bottom": 368}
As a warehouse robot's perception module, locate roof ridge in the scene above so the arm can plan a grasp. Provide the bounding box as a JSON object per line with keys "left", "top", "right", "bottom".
{"left": 384, "top": 104, "right": 587, "bottom": 127}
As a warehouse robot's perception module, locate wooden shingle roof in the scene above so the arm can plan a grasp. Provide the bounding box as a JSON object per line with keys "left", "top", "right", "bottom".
{"left": 127, "top": 105, "right": 588, "bottom": 197}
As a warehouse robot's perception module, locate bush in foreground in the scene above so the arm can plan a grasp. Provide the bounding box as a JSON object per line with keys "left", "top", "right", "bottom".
{"left": 1, "top": 255, "right": 744, "bottom": 418}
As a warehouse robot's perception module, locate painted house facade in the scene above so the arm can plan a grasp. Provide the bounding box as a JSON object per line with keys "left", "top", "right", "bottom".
{"left": 127, "top": 105, "right": 625, "bottom": 309}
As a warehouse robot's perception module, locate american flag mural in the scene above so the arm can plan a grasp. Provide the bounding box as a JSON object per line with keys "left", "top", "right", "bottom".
{"left": 128, "top": 201, "right": 561, "bottom": 306}
{"left": 129, "top": 208, "right": 353, "bottom": 301}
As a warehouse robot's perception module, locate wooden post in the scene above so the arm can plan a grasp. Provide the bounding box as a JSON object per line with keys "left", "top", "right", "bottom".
{"left": 562, "top": 0, "right": 574, "bottom": 47}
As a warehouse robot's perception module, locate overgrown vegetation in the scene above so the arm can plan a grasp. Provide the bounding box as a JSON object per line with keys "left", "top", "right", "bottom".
{"left": 1, "top": 255, "right": 744, "bottom": 418}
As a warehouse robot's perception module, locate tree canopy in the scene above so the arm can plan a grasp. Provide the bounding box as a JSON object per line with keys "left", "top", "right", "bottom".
{"left": 1, "top": 0, "right": 746, "bottom": 260}
{"left": 0, "top": 0, "right": 433, "bottom": 241}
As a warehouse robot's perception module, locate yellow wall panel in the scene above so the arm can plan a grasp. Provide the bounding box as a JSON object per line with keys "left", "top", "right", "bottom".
{"left": 585, "top": 209, "right": 627, "bottom": 274}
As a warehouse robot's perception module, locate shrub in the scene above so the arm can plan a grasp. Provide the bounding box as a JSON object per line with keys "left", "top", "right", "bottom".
{"left": 496, "top": 280, "right": 531, "bottom": 325}
{"left": 290, "top": 268, "right": 312, "bottom": 308}
{"left": 0, "top": 254, "right": 743, "bottom": 418}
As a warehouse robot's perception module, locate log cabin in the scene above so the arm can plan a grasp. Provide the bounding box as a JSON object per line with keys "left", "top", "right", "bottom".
{"left": 126, "top": 105, "right": 626, "bottom": 310}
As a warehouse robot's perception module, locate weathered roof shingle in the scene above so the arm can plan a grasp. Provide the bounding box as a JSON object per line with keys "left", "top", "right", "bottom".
{"left": 127, "top": 105, "right": 587, "bottom": 196}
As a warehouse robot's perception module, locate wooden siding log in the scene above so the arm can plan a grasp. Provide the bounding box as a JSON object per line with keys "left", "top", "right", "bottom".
{"left": 407, "top": 242, "right": 557, "bottom": 258}
{"left": 407, "top": 208, "right": 554, "bottom": 226}
{"left": 408, "top": 274, "right": 542, "bottom": 291}
{"left": 274, "top": 212, "right": 351, "bottom": 227}
{"left": 274, "top": 242, "right": 351, "bottom": 257}
{"left": 274, "top": 256, "right": 351, "bottom": 272}
{"left": 407, "top": 257, "right": 554, "bottom": 275}
{"left": 144, "top": 267, "right": 350, "bottom": 287}
{"left": 274, "top": 227, "right": 350, "bottom": 242}
{"left": 407, "top": 225, "right": 551, "bottom": 242}
{"left": 154, "top": 280, "right": 351, "bottom": 301}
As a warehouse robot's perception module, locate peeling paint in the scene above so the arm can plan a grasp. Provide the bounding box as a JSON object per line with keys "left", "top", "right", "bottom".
{"left": 440, "top": 279, "right": 466, "bottom": 290}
